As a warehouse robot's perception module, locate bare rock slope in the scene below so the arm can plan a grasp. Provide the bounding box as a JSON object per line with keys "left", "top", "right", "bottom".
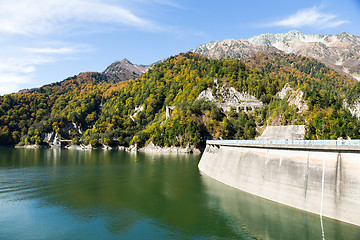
{"left": 193, "top": 30, "right": 360, "bottom": 80}
{"left": 197, "top": 79, "right": 263, "bottom": 112}
{"left": 103, "top": 58, "right": 149, "bottom": 82}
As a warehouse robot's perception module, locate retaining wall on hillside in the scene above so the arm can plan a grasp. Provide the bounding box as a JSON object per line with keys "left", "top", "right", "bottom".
{"left": 198, "top": 142, "right": 360, "bottom": 226}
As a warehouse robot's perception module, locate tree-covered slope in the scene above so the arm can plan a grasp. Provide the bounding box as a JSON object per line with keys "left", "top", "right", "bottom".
{"left": 0, "top": 52, "right": 359, "bottom": 148}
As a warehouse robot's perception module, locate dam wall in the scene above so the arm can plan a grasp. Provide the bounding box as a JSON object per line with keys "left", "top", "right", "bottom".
{"left": 198, "top": 140, "right": 360, "bottom": 226}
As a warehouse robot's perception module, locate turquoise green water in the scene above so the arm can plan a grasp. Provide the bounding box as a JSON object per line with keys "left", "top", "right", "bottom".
{"left": 0, "top": 148, "right": 359, "bottom": 240}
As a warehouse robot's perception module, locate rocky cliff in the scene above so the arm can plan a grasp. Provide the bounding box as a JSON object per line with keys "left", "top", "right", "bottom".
{"left": 197, "top": 79, "right": 263, "bottom": 112}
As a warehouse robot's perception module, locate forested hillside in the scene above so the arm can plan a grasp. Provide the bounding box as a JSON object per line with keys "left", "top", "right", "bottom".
{"left": 1, "top": 52, "right": 359, "bottom": 148}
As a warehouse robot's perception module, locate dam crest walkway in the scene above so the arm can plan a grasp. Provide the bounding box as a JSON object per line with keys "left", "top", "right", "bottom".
{"left": 207, "top": 139, "right": 360, "bottom": 152}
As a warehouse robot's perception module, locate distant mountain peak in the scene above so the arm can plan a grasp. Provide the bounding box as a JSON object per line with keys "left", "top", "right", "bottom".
{"left": 103, "top": 59, "right": 149, "bottom": 82}
{"left": 192, "top": 30, "right": 360, "bottom": 80}
{"left": 192, "top": 38, "right": 280, "bottom": 60}
{"left": 338, "top": 32, "right": 352, "bottom": 37}
{"left": 119, "top": 58, "right": 132, "bottom": 64}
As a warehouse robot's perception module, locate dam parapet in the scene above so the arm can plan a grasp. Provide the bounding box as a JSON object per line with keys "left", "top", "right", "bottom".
{"left": 207, "top": 139, "right": 360, "bottom": 151}
{"left": 199, "top": 140, "right": 360, "bottom": 226}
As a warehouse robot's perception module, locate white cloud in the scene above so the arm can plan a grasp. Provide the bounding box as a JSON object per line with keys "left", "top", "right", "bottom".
{"left": 0, "top": 0, "right": 172, "bottom": 95}
{"left": 24, "top": 47, "right": 85, "bottom": 55}
{"left": 0, "top": 74, "right": 33, "bottom": 95}
{"left": 270, "top": 6, "right": 348, "bottom": 28}
{"left": 0, "top": 63, "right": 35, "bottom": 75}
{"left": 0, "top": 58, "right": 41, "bottom": 95}
{"left": 0, "top": 0, "right": 162, "bottom": 36}
{"left": 153, "top": 0, "right": 184, "bottom": 9}
{"left": 0, "top": 42, "right": 88, "bottom": 95}
{"left": 0, "top": 74, "right": 32, "bottom": 84}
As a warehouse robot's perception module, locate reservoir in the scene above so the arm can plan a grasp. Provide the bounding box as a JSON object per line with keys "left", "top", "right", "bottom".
{"left": 1, "top": 148, "right": 360, "bottom": 239}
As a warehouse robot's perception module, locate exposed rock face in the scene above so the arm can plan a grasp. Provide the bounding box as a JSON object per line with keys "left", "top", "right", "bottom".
{"left": 41, "top": 122, "right": 82, "bottom": 146}
{"left": 52, "top": 133, "right": 62, "bottom": 147}
{"left": 126, "top": 144, "right": 138, "bottom": 152}
{"left": 15, "top": 144, "right": 43, "bottom": 149}
{"left": 197, "top": 79, "right": 263, "bottom": 112}
{"left": 288, "top": 89, "right": 308, "bottom": 112}
{"left": 61, "top": 122, "right": 82, "bottom": 139}
{"left": 193, "top": 38, "right": 280, "bottom": 60}
{"left": 165, "top": 106, "right": 176, "bottom": 119}
{"left": 277, "top": 83, "right": 308, "bottom": 112}
{"left": 197, "top": 89, "right": 216, "bottom": 102}
{"left": 103, "top": 58, "right": 149, "bottom": 81}
{"left": 193, "top": 30, "right": 360, "bottom": 80}
{"left": 66, "top": 144, "right": 86, "bottom": 150}
{"left": 130, "top": 105, "right": 144, "bottom": 123}
{"left": 277, "top": 83, "right": 290, "bottom": 100}
{"left": 249, "top": 31, "right": 360, "bottom": 80}
{"left": 140, "top": 141, "right": 201, "bottom": 154}
{"left": 43, "top": 132, "right": 56, "bottom": 143}
{"left": 256, "top": 125, "right": 305, "bottom": 140}
{"left": 343, "top": 100, "right": 360, "bottom": 119}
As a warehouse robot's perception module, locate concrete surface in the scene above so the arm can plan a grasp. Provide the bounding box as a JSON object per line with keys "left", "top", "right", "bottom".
{"left": 256, "top": 125, "right": 305, "bottom": 140}
{"left": 198, "top": 144, "right": 360, "bottom": 226}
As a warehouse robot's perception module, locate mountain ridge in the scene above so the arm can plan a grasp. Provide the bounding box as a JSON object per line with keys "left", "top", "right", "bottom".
{"left": 2, "top": 29, "right": 360, "bottom": 149}
{"left": 1, "top": 52, "right": 360, "bottom": 149}
{"left": 192, "top": 30, "right": 360, "bottom": 80}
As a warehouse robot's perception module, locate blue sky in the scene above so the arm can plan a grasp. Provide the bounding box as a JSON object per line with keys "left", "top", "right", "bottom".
{"left": 0, "top": 0, "right": 360, "bottom": 95}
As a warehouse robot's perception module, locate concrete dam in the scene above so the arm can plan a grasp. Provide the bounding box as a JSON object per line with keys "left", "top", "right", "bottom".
{"left": 198, "top": 139, "right": 360, "bottom": 226}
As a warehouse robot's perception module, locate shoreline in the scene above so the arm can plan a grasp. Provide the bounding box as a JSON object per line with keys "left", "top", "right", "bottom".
{"left": 12, "top": 142, "right": 203, "bottom": 154}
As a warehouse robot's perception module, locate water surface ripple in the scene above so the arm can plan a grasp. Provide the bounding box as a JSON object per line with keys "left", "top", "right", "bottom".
{"left": 0, "top": 148, "right": 359, "bottom": 239}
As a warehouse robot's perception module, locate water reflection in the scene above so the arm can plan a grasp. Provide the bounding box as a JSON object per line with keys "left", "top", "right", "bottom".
{"left": 0, "top": 149, "right": 249, "bottom": 239}
{"left": 1, "top": 148, "right": 360, "bottom": 240}
{"left": 201, "top": 172, "right": 360, "bottom": 240}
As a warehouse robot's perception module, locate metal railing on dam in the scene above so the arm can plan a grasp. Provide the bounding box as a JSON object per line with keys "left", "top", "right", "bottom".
{"left": 206, "top": 139, "right": 360, "bottom": 151}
